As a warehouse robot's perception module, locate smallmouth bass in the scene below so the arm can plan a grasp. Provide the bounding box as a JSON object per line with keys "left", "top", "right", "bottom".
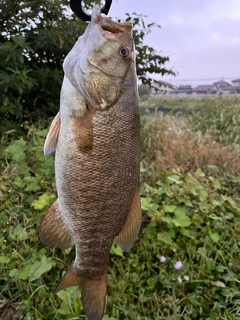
{"left": 40, "top": 5, "right": 141, "bottom": 320}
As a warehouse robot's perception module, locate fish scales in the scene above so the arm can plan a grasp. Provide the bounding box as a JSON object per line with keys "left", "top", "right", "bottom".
{"left": 40, "top": 5, "right": 141, "bottom": 320}
{"left": 57, "top": 83, "right": 140, "bottom": 276}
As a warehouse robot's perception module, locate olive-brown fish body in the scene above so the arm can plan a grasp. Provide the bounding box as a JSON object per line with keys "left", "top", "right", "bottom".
{"left": 40, "top": 6, "right": 141, "bottom": 320}
{"left": 57, "top": 73, "right": 140, "bottom": 276}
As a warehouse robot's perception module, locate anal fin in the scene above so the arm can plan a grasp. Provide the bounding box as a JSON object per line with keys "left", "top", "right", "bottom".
{"left": 44, "top": 112, "right": 61, "bottom": 155}
{"left": 72, "top": 112, "right": 93, "bottom": 153}
{"left": 114, "top": 191, "right": 142, "bottom": 251}
{"left": 40, "top": 199, "right": 73, "bottom": 249}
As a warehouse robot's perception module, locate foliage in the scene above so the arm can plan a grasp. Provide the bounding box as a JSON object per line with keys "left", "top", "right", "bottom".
{"left": 141, "top": 114, "right": 240, "bottom": 177}
{"left": 124, "top": 13, "right": 175, "bottom": 89}
{"left": 138, "top": 84, "right": 151, "bottom": 97}
{"left": 0, "top": 0, "right": 174, "bottom": 132}
{"left": 1, "top": 98, "right": 240, "bottom": 319}
{"left": 0, "top": 0, "right": 17, "bottom": 28}
{"left": 189, "top": 96, "right": 240, "bottom": 144}
{"left": 0, "top": 0, "right": 86, "bottom": 130}
{"left": 140, "top": 95, "right": 240, "bottom": 116}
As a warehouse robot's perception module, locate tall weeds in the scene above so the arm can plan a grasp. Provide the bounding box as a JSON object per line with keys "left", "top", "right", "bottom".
{"left": 141, "top": 100, "right": 240, "bottom": 178}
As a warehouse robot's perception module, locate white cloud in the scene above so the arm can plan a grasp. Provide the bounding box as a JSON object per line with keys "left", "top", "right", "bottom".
{"left": 208, "top": 0, "right": 240, "bottom": 21}
{"left": 231, "top": 37, "right": 240, "bottom": 45}
{"left": 168, "top": 14, "right": 185, "bottom": 26}
{"left": 210, "top": 33, "right": 221, "bottom": 41}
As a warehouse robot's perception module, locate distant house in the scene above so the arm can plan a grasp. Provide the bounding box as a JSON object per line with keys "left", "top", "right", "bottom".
{"left": 163, "top": 79, "right": 240, "bottom": 97}
{"left": 232, "top": 78, "right": 240, "bottom": 87}
{"left": 213, "top": 80, "right": 238, "bottom": 94}
{"left": 213, "top": 80, "right": 230, "bottom": 89}
{"left": 220, "top": 85, "right": 239, "bottom": 94}
{"left": 152, "top": 80, "right": 176, "bottom": 95}
{"left": 192, "top": 85, "right": 218, "bottom": 95}
{"left": 171, "top": 85, "right": 193, "bottom": 96}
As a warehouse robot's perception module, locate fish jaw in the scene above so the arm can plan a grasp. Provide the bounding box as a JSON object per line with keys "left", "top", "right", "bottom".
{"left": 63, "top": 5, "right": 134, "bottom": 110}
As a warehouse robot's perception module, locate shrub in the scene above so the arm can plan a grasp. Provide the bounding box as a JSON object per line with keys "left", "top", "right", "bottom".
{"left": 190, "top": 97, "right": 240, "bottom": 144}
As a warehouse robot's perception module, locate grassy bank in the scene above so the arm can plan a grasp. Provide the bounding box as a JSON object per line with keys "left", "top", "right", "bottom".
{"left": 1, "top": 98, "right": 240, "bottom": 319}
{"left": 140, "top": 95, "right": 240, "bottom": 115}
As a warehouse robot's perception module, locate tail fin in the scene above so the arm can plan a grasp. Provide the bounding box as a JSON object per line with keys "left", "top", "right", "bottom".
{"left": 55, "top": 267, "right": 107, "bottom": 320}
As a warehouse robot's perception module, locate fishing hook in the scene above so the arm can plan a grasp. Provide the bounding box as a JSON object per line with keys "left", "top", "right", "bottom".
{"left": 70, "top": 0, "right": 112, "bottom": 22}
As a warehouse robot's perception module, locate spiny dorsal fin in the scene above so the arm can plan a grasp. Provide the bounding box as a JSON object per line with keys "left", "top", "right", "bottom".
{"left": 114, "top": 191, "right": 142, "bottom": 251}
{"left": 44, "top": 112, "right": 61, "bottom": 155}
{"left": 72, "top": 111, "right": 93, "bottom": 153}
{"left": 40, "top": 200, "right": 74, "bottom": 249}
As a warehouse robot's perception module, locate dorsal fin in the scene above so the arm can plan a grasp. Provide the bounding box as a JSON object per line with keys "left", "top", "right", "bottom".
{"left": 44, "top": 112, "right": 61, "bottom": 155}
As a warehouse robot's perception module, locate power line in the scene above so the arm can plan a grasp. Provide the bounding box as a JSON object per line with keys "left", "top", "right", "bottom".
{"left": 163, "top": 77, "right": 239, "bottom": 82}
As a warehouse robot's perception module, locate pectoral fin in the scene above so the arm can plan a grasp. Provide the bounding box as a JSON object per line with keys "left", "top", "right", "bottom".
{"left": 114, "top": 192, "right": 142, "bottom": 251}
{"left": 44, "top": 112, "right": 61, "bottom": 155}
{"left": 40, "top": 200, "right": 73, "bottom": 249}
{"left": 72, "top": 112, "right": 93, "bottom": 153}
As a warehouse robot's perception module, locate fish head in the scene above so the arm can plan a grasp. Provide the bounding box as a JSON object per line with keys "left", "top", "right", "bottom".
{"left": 63, "top": 5, "right": 135, "bottom": 110}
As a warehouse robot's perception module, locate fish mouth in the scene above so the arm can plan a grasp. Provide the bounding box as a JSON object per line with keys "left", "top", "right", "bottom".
{"left": 90, "top": 5, "right": 132, "bottom": 39}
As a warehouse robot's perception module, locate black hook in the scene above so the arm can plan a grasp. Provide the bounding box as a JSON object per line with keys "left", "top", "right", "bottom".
{"left": 70, "top": 0, "right": 112, "bottom": 22}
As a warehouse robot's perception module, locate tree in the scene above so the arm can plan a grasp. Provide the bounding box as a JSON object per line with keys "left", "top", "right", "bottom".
{"left": 138, "top": 84, "right": 151, "bottom": 97}
{"left": 125, "top": 13, "right": 175, "bottom": 90}
{"left": 0, "top": 0, "right": 174, "bottom": 131}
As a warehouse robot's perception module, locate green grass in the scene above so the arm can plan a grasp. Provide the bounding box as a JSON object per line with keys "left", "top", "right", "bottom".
{"left": 1, "top": 98, "right": 240, "bottom": 319}
{"left": 140, "top": 95, "right": 240, "bottom": 115}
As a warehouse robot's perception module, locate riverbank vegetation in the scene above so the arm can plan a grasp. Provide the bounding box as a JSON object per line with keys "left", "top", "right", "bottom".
{"left": 1, "top": 97, "right": 240, "bottom": 319}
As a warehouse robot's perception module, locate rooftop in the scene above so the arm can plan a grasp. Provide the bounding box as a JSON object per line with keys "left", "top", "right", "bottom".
{"left": 178, "top": 85, "right": 192, "bottom": 89}
{"left": 193, "top": 85, "right": 216, "bottom": 91}
{"left": 213, "top": 80, "right": 230, "bottom": 86}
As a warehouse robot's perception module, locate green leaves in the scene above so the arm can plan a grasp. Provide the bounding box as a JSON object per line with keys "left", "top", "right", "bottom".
{"left": 162, "top": 206, "right": 192, "bottom": 227}
{"left": 110, "top": 244, "right": 123, "bottom": 257}
{"left": 0, "top": 256, "right": 10, "bottom": 264}
{"left": 28, "top": 255, "right": 55, "bottom": 282}
{"left": 0, "top": 35, "right": 37, "bottom": 126}
{"left": 57, "top": 287, "right": 82, "bottom": 316}
{"left": 173, "top": 208, "right": 192, "bottom": 227}
{"left": 166, "top": 174, "right": 182, "bottom": 184}
{"left": 140, "top": 167, "right": 240, "bottom": 255}
{"left": 32, "top": 193, "right": 56, "bottom": 210}
{"left": 190, "top": 97, "right": 240, "bottom": 144}
{"left": 209, "top": 231, "right": 220, "bottom": 243}
{"left": 8, "top": 249, "right": 55, "bottom": 282}
{"left": 4, "top": 139, "right": 27, "bottom": 162}
{"left": 9, "top": 224, "right": 28, "bottom": 241}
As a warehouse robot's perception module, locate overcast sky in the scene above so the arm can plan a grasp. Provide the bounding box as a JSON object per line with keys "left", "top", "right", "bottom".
{"left": 108, "top": 0, "right": 240, "bottom": 86}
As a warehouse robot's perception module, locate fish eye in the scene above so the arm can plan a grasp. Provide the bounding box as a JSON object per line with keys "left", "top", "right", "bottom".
{"left": 120, "top": 47, "right": 130, "bottom": 58}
